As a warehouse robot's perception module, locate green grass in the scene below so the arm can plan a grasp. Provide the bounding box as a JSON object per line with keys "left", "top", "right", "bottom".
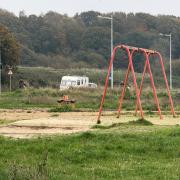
{"left": 92, "top": 119, "right": 153, "bottom": 129}
{"left": 0, "top": 125, "right": 179, "bottom": 179}
{"left": 0, "top": 87, "right": 179, "bottom": 112}
{"left": 0, "top": 66, "right": 179, "bottom": 111}
{"left": 8, "top": 66, "right": 180, "bottom": 90}
{"left": 0, "top": 119, "right": 15, "bottom": 126}
{"left": 49, "top": 105, "right": 73, "bottom": 112}
{"left": 128, "top": 118, "right": 153, "bottom": 126}
{"left": 50, "top": 114, "right": 59, "bottom": 117}
{"left": 13, "top": 67, "right": 138, "bottom": 88}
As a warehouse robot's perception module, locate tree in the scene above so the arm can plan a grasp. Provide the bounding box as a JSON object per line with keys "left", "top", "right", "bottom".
{"left": 0, "top": 25, "right": 20, "bottom": 68}
{"left": 79, "top": 11, "right": 100, "bottom": 26}
{"left": 0, "top": 9, "right": 180, "bottom": 72}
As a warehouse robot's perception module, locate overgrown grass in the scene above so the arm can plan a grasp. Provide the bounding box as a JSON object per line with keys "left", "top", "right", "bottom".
{"left": 11, "top": 66, "right": 180, "bottom": 89}
{"left": 13, "top": 67, "right": 139, "bottom": 89}
{"left": 0, "top": 87, "right": 179, "bottom": 112}
{"left": 0, "top": 126, "right": 179, "bottom": 179}
{"left": 0, "top": 66, "right": 179, "bottom": 111}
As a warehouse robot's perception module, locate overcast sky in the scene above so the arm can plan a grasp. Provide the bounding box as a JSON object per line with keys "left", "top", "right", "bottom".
{"left": 0, "top": 0, "right": 180, "bottom": 17}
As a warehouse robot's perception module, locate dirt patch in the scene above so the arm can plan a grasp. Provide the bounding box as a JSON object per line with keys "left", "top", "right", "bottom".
{"left": 0, "top": 126, "right": 90, "bottom": 139}
{"left": 0, "top": 110, "right": 96, "bottom": 138}
{"left": 0, "top": 109, "right": 51, "bottom": 121}
{"left": 0, "top": 109, "right": 179, "bottom": 138}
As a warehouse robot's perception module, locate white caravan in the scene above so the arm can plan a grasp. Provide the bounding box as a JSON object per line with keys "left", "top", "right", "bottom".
{"left": 60, "top": 76, "right": 91, "bottom": 90}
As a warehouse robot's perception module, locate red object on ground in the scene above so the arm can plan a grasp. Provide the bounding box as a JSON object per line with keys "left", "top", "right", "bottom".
{"left": 57, "top": 95, "right": 76, "bottom": 104}
{"left": 97, "top": 45, "right": 176, "bottom": 124}
{"left": 63, "top": 95, "right": 69, "bottom": 101}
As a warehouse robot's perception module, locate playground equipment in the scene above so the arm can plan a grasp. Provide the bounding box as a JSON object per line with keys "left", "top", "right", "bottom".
{"left": 97, "top": 45, "right": 176, "bottom": 124}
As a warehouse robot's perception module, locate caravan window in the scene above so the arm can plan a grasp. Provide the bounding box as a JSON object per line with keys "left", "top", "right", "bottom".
{"left": 77, "top": 80, "right": 80, "bottom": 85}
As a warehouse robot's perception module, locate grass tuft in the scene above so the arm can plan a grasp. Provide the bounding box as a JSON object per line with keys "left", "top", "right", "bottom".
{"left": 92, "top": 123, "right": 123, "bottom": 129}
{"left": 128, "top": 118, "right": 153, "bottom": 126}
{"left": 92, "top": 119, "right": 153, "bottom": 130}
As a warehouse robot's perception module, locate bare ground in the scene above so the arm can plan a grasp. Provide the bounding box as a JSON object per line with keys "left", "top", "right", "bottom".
{"left": 0, "top": 109, "right": 179, "bottom": 138}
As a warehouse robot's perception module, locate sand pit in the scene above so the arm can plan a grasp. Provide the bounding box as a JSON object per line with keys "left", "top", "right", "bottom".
{"left": 0, "top": 109, "right": 179, "bottom": 138}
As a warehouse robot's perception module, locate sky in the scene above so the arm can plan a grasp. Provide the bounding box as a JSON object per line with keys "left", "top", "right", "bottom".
{"left": 0, "top": 0, "right": 180, "bottom": 17}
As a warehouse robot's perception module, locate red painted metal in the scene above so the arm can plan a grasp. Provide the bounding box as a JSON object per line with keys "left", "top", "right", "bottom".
{"left": 117, "top": 62, "right": 131, "bottom": 118}
{"left": 97, "top": 46, "right": 117, "bottom": 123}
{"left": 97, "top": 45, "right": 175, "bottom": 123}
{"left": 135, "top": 58, "right": 147, "bottom": 116}
{"left": 135, "top": 50, "right": 162, "bottom": 119}
{"left": 97, "top": 45, "right": 144, "bottom": 123}
{"left": 155, "top": 52, "right": 176, "bottom": 117}
{"left": 127, "top": 47, "right": 144, "bottom": 118}
{"left": 117, "top": 49, "right": 137, "bottom": 118}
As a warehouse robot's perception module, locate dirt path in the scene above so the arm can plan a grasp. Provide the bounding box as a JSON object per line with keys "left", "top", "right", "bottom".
{"left": 0, "top": 109, "right": 179, "bottom": 138}
{"left": 0, "top": 110, "right": 96, "bottom": 138}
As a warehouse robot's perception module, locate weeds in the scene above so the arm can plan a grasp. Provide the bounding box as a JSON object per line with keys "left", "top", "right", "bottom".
{"left": 0, "top": 86, "right": 179, "bottom": 112}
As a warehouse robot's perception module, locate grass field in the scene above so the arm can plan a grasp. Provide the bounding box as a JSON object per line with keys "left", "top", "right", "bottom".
{"left": 0, "top": 123, "right": 179, "bottom": 179}
{"left": 8, "top": 66, "right": 180, "bottom": 90}
{"left": 1, "top": 66, "right": 179, "bottom": 111}
{"left": 0, "top": 87, "right": 179, "bottom": 113}
{"left": 0, "top": 67, "right": 179, "bottom": 179}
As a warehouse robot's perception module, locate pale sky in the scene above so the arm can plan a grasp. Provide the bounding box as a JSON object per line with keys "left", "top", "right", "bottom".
{"left": 0, "top": 0, "right": 180, "bottom": 17}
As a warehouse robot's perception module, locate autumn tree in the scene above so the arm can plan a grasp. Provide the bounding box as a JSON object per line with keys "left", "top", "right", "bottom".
{"left": 0, "top": 25, "right": 20, "bottom": 69}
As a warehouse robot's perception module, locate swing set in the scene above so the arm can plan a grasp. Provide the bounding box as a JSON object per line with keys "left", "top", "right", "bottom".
{"left": 97, "top": 44, "right": 176, "bottom": 124}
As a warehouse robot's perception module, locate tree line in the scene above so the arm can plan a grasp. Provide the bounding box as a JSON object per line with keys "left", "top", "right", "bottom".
{"left": 0, "top": 9, "right": 180, "bottom": 73}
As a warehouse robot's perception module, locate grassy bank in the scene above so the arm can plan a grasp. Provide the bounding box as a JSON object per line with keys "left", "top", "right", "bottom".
{"left": 6, "top": 66, "right": 180, "bottom": 90}
{"left": 0, "top": 124, "right": 179, "bottom": 179}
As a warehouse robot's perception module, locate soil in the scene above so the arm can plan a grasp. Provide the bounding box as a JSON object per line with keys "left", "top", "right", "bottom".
{"left": 0, "top": 109, "right": 179, "bottom": 138}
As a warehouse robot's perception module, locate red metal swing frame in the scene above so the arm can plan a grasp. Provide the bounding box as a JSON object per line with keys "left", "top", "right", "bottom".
{"left": 97, "top": 44, "right": 175, "bottom": 123}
